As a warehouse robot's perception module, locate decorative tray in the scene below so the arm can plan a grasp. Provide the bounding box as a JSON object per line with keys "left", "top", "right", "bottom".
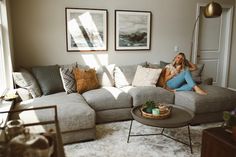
{"left": 140, "top": 105, "right": 172, "bottom": 120}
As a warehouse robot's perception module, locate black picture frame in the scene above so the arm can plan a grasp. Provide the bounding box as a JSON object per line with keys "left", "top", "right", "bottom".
{"left": 65, "top": 8, "right": 108, "bottom": 52}
{"left": 115, "top": 10, "right": 152, "bottom": 51}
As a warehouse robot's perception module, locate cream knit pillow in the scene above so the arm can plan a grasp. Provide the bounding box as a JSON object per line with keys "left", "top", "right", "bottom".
{"left": 132, "top": 65, "right": 162, "bottom": 87}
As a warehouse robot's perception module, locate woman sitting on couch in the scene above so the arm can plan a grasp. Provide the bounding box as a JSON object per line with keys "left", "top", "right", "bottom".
{"left": 164, "top": 52, "right": 207, "bottom": 95}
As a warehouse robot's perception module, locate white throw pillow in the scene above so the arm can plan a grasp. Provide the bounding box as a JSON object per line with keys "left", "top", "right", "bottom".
{"left": 12, "top": 68, "right": 42, "bottom": 98}
{"left": 132, "top": 65, "right": 162, "bottom": 87}
{"left": 96, "top": 64, "right": 115, "bottom": 87}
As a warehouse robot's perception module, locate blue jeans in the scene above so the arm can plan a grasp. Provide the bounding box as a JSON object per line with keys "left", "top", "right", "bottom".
{"left": 167, "top": 70, "right": 196, "bottom": 91}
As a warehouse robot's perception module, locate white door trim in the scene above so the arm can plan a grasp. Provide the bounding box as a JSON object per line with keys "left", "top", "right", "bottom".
{"left": 193, "top": 3, "right": 234, "bottom": 87}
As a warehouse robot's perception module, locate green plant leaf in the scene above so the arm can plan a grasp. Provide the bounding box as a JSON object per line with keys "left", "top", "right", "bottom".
{"left": 223, "top": 111, "right": 231, "bottom": 121}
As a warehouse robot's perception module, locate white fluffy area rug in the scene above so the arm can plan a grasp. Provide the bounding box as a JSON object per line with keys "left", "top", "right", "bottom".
{"left": 64, "top": 121, "right": 221, "bottom": 157}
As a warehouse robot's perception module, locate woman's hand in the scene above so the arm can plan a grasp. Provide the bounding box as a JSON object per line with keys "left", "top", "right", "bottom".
{"left": 165, "top": 68, "right": 176, "bottom": 82}
{"left": 176, "top": 65, "right": 182, "bottom": 73}
{"left": 187, "top": 60, "right": 197, "bottom": 71}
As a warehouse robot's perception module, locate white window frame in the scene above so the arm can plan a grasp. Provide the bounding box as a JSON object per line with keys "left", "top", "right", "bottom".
{"left": 0, "top": 0, "right": 13, "bottom": 96}
{"left": 0, "top": 5, "right": 7, "bottom": 95}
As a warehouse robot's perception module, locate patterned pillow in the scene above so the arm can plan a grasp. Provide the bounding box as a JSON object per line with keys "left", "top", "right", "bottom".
{"left": 12, "top": 68, "right": 42, "bottom": 98}
{"left": 132, "top": 65, "right": 162, "bottom": 87}
{"left": 60, "top": 67, "right": 76, "bottom": 94}
{"left": 73, "top": 68, "right": 100, "bottom": 94}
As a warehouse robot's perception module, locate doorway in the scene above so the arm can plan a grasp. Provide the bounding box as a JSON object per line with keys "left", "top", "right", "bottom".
{"left": 192, "top": 3, "right": 234, "bottom": 87}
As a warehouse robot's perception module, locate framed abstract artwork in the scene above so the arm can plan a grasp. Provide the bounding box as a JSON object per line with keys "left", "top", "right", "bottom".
{"left": 115, "top": 10, "right": 152, "bottom": 51}
{"left": 65, "top": 8, "right": 108, "bottom": 52}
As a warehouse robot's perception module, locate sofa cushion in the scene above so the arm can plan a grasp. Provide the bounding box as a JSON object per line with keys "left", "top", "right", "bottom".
{"left": 114, "top": 65, "right": 138, "bottom": 88}
{"left": 13, "top": 68, "right": 42, "bottom": 98}
{"left": 96, "top": 64, "right": 115, "bottom": 87}
{"left": 15, "top": 92, "right": 95, "bottom": 132}
{"left": 32, "top": 65, "right": 64, "bottom": 95}
{"left": 82, "top": 87, "right": 132, "bottom": 111}
{"left": 132, "top": 65, "right": 162, "bottom": 87}
{"left": 120, "top": 86, "right": 175, "bottom": 106}
{"left": 175, "top": 85, "right": 236, "bottom": 114}
{"left": 73, "top": 68, "right": 100, "bottom": 94}
{"left": 114, "top": 63, "right": 146, "bottom": 88}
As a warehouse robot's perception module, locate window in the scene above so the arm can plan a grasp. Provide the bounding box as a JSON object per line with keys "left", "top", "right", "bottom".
{"left": 0, "top": 1, "right": 12, "bottom": 96}
{"left": 0, "top": 6, "right": 6, "bottom": 95}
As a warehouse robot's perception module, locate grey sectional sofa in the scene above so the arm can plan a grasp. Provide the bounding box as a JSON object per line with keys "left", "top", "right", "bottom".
{"left": 14, "top": 63, "right": 236, "bottom": 144}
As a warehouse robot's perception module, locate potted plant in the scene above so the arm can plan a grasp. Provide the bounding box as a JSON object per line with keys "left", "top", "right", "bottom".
{"left": 223, "top": 108, "right": 236, "bottom": 141}
{"left": 143, "top": 100, "right": 155, "bottom": 113}
{"left": 223, "top": 109, "right": 236, "bottom": 128}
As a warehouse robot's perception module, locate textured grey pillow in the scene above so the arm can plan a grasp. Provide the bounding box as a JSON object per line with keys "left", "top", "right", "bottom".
{"left": 12, "top": 68, "right": 42, "bottom": 98}
{"left": 147, "top": 62, "right": 161, "bottom": 69}
{"left": 191, "top": 64, "right": 204, "bottom": 77}
{"left": 59, "top": 63, "right": 77, "bottom": 94}
{"left": 160, "top": 61, "right": 170, "bottom": 68}
{"left": 60, "top": 62, "right": 77, "bottom": 69}
{"left": 32, "top": 65, "right": 64, "bottom": 95}
{"left": 191, "top": 64, "right": 204, "bottom": 83}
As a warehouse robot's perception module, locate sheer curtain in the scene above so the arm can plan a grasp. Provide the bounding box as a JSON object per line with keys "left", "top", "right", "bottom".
{"left": 0, "top": 0, "right": 13, "bottom": 95}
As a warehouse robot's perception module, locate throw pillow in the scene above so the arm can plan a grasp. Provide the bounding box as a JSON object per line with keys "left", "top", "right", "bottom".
{"left": 77, "top": 64, "right": 90, "bottom": 70}
{"left": 160, "top": 61, "right": 170, "bottom": 68}
{"left": 12, "top": 68, "right": 42, "bottom": 98}
{"left": 114, "top": 62, "right": 147, "bottom": 88}
{"left": 157, "top": 68, "right": 167, "bottom": 87}
{"left": 147, "top": 63, "right": 161, "bottom": 69}
{"left": 191, "top": 64, "right": 205, "bottom": 84}
{"left": 96, "top": 64, "right": 115, "bottom": 87}
{"left": 191, "top": 64, "right": 204, "bottom": 77}
{"left": 16, "top": 88, "right": 32, "bottom": 101}
{"left": 132, "top": 65, "right": 162, "bottom": 87}
{"left": 32, "top": 65, "right": 64, "bottom": 95}
{"left": 73, "top": 68, "right": 100, "bottom": 94}
{"left": 59, "top": 65, "right": 77, "bottom": 94}
{"left": 60, "top": 62, "right": 77, "bottom": 69}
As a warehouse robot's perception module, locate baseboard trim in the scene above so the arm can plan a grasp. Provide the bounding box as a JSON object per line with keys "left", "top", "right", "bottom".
{"left": 228, "top": 87, "right": 236, "bottom": 91}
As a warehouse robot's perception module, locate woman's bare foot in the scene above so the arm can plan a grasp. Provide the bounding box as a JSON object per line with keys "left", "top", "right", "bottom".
{"left": 193, "top": 86, "right": 207, "bottom": 95}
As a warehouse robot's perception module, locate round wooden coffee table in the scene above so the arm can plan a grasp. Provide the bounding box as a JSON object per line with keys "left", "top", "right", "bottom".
{"left": 127, "top": 104, "right": 194, "bottom": 153}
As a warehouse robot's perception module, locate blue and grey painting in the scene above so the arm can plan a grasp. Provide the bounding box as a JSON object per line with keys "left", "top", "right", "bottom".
{"left": 118, "top": 13, "right": 149, "bottom": 47}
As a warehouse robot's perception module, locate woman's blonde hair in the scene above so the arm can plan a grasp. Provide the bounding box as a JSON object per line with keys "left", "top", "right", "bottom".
{"left": 172, "top": 52, "right": 190, "bottom": 69}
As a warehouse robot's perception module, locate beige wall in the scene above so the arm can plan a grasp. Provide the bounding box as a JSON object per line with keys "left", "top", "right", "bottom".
{"left": 9, "top": 0, "right": 235, "bottom": 87}
{"left": 228, "top": 0, "right": 236, "bottom": 89}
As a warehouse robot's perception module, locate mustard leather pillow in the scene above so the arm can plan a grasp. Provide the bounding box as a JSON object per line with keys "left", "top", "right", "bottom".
{"left": 73, "top": 68, "right": 100, "bottom": 94}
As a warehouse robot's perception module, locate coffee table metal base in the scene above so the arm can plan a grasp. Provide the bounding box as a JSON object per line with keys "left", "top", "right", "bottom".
{"left": 127, "top": 120, "right": 193, "bottom": 154}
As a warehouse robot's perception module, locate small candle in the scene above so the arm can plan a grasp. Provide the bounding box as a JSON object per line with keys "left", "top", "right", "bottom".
{"left": 152, "top": 108, "right": 160, "bottom": 115}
